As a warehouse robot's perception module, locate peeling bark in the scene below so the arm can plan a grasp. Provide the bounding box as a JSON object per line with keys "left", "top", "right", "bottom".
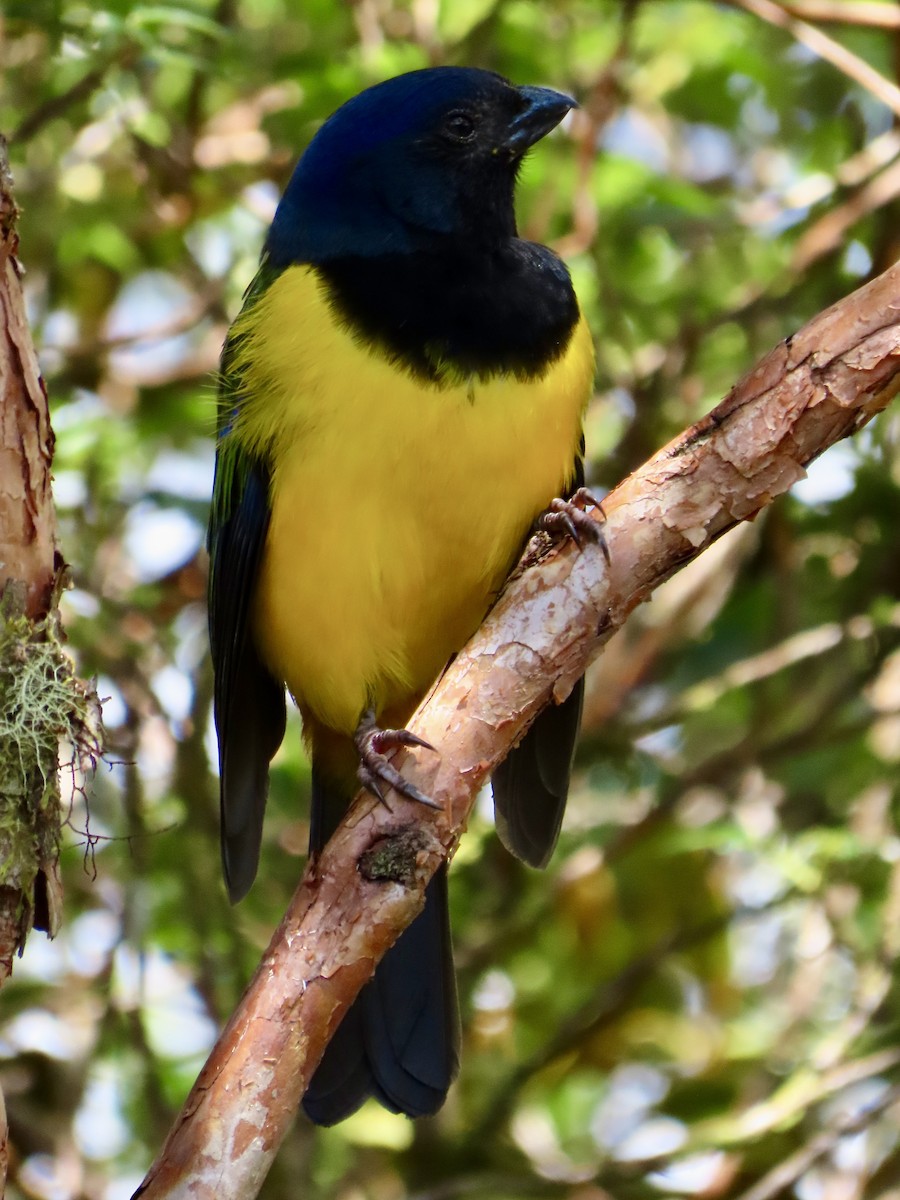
{"left": 135, "top": 260, "right": 900, "bottom": 1199}
{"left": 0, "top": 145, "right": 57, "bottom": 620}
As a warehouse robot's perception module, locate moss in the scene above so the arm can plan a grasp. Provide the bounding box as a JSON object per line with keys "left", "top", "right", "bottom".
{"left": 358, "top": 828, "right": 432, "bottom": 888}
{"left": 0, "top": 588, "right": 102, "bottom": 912}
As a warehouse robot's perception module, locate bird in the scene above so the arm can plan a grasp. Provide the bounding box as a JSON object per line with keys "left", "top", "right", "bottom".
{"left": 207, "top": 65, "right": 596, "bottom": 1125}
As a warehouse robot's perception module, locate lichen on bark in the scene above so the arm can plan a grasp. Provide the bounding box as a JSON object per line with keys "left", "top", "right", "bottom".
{"left": 0, "top": 583, "right": 101, "bottom": 963}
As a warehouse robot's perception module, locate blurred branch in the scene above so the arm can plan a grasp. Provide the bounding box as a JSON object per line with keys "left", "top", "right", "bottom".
{"left": 660, "top": 662, "right": 878, "bottom": 795}
{"left": 791, "top": 156, "right": 900, "bottom": 275}
{"left": 731, "top": 0, "right": 900, "bottom": 119}
{"left": 733, "top": 1078, "right": 900, "bottom": 1200}
{"left": 550, "top": 0, "right": 641, "bottom": 257}
{"left": 778, "top": 0, "right": 900, "bottom": 28}
{"left": 11, "top": 45, "right": 138, "bottom": 144}
{"left": 741, "top": 129, "right": 900, "bottom": 229}
{"left": 583, "top": 652, "right": 874, "bottom": 866}
{"left": 410, "top": 1173, "right": 567, "bottom": 1200}
{"left": 135, "top": 257, "right": 900, "bottom": 1196}
{"left": 43, "top": 281, "right": 226, "bottom": 370}
{"left": 696, "top": 1051, "right": 900, "bottom": 1151}
{"left": 592, "top": 1052, "right": 900, "bottom": 1188}
{"left": 581, "top": 523, "right": 759, "bottom": 733}
{"left": 695, "top": 124, "right": 900, "bottom": 352}
{"left": 665, "top": 608, "right": 897, "bottom": 726}
{"left": 477, "top": 882, "right": 892, "bottom": 1155}
{"left": 471, "top": 904, "right": 758, "bottom": 1144}
{"left": 184, "top": 0, "right": 239, "bottom": 135}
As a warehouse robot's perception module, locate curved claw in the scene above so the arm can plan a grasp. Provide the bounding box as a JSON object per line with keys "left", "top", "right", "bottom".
{"left": 354, "top": 710, "right": 441, "bottom": 810}
{"left": 387, "top": 728, "right": 436, "bottom": 753}
{"left": 539, "top": 488, "right": 609, "bottom": 562}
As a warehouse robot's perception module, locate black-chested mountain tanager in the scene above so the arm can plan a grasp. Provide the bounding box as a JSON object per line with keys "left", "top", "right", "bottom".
{"left": 208, "top": 66, "right": 596, "bottom": 1125}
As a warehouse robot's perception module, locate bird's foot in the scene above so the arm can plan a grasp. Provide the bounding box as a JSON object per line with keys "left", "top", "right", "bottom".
{"left": 536, "top": 487, "right": 609, "bottom": 563}
{"left": 354, "top": 709, "right": 441, "bottom": 810}
{"left": 515, "top": 487, "right": 606, "bottom": 573}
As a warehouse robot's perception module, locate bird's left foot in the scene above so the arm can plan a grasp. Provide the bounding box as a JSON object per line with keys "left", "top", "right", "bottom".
{"left": 538, "top": 487, "right": 609, "bottom": 562}
{"left": 354, "top": 709, "right": 441, "bottom": 810}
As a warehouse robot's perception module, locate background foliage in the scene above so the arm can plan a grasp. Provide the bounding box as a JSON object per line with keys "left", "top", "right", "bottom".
{"left": 4, "top": 1, "right": 900, "bottom": 1197}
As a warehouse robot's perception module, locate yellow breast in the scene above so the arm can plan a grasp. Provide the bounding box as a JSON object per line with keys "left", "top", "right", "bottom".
{"left": 226, "top": 264, "right": 594, "bottom": 735}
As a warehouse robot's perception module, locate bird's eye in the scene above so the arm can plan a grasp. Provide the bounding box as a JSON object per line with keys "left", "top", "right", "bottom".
{"left": 443, "top": 111, "right": 477, "bottom": 143}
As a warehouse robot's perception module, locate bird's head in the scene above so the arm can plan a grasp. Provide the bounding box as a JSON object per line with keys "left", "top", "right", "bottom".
{"left": 266, "top": 67, "right": 576, "bottom": 265}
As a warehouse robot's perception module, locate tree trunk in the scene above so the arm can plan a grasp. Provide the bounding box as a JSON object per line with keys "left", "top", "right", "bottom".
{"left": 0, "top": 135, "right": 69, "bottom": 976}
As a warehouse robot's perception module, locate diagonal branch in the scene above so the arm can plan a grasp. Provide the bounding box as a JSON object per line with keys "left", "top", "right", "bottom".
{"left": 134, "top": 259, "right": 900, "bottom": 1200}
{"left": 778, "top": 1, "right": 900, "bottom": 29}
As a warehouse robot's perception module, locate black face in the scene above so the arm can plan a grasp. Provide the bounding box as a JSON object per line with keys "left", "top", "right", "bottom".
{"left": 418, "top": 81, "right": 576, "bottom": 168}
{"left": 377, "top": 80, "right": 576, "bottom": 251}
{"left": 419, "top": 90, "right": 524, "bottom": 171}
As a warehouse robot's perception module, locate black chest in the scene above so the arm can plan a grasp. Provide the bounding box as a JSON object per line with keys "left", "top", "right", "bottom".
{"left": 316, "top": 241, "right": 579, "bottom": 385}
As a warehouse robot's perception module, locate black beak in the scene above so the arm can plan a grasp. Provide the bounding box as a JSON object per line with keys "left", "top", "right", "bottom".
{"left": 505, "top": 85, "right": 577, "bottom": 154}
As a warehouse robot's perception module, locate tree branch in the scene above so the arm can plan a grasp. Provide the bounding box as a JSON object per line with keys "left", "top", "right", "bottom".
{"left": 135, "top": 259, "right": 900, "bottom": 1199}
{"left": 778, "top": 1, "right": 900, "bottom": 30}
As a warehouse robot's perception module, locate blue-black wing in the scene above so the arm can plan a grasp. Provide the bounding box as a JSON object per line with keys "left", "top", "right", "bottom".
{"left": 491, "top": 453, "right": 587, "bottom": 867}
{"left": 208, "top": 302, "right": 286, "bottom": 903}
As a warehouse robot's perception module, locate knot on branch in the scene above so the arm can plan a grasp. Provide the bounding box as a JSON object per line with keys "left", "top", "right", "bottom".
{"left": 358, "top": 827, "right": 437, "bottom": 888}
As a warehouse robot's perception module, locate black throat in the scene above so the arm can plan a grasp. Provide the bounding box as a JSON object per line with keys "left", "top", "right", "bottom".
{"left": 315, "top": 240, "right": 579, "bottom": 386}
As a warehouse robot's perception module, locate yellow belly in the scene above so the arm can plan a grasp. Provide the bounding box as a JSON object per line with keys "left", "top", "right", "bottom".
{"left": 228, "top": 265, "right": 594, "bottom": 735}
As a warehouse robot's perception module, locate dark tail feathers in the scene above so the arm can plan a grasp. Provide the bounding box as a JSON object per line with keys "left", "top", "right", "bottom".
{"left": 303, "top": 768, "right": 459, "bottom": 1124}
